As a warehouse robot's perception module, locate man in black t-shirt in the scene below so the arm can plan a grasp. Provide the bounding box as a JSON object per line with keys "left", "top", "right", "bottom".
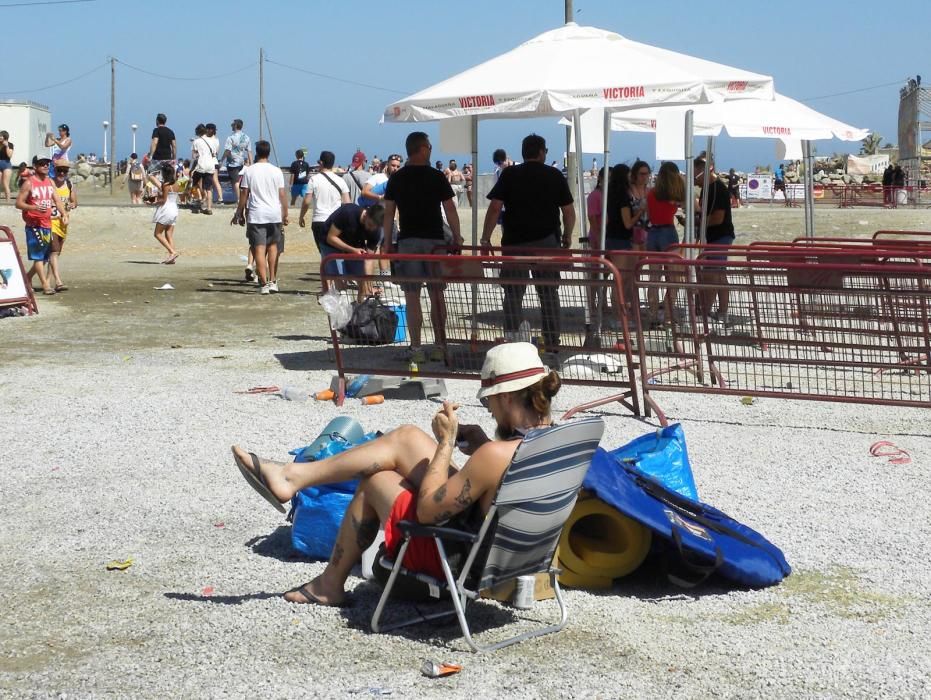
{"left": 323, "top": 202, "right": 385, "bottom": 302}
{"left": 147, "top": 113, "right": 176, "bottom": 174}
{"left": 382, "top": 131, "right": 461, "bottom": 363}
{"left": 695, "top": 158, "right": 736, "bottom": 322}
{"left": 289, "top": 150, "right": 311, "bottom": 205}
{"left": 481, "top": 133, "right": 575, "bottom": 351}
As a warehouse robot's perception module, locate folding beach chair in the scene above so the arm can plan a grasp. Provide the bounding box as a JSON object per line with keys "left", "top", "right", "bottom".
{"left": 370, "top": 416, "right": 605, "bottom": 652}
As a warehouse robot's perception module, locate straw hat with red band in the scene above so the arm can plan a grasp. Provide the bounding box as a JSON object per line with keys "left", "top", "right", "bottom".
{"left": 476, "top": 342, "right": 548, "bottom": 400}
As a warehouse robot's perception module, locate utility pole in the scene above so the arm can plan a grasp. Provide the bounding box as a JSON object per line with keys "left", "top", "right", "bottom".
{"left": 110, "top": 56, "right": 115, "bottom": 195}
{"left": 564, "top": 0, "right": 577, "bottom": 232}
{"left": 258, "top": 48, "right": 264, "bottom": 141}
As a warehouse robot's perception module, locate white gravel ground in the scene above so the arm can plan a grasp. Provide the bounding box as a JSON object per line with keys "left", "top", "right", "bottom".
{"left": 2, "top": 336, "right": 930, "bottom": 698}
{"left": 2, "top": 204, "right": 931, "bottom": 697}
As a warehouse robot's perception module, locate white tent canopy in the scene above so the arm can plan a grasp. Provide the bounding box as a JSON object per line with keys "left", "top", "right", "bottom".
{"left": 382, "top": 22, "right": 777, "bottom": 252}
{"left": 383, "top": 23, "right": 774, "bottom": 123}
{"left": 567, "top": 93, "right": 869, "bottom": 238}
{"left": 604, "top": 92, "right": 868, "bottom": 144}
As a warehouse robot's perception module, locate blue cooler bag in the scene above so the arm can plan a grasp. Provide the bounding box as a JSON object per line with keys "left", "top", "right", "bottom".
{"left": 583, "top": 447, "right": 791, "bottom": 588}
{"left": 288, "top": 420, "right": 380, "bottom": 560}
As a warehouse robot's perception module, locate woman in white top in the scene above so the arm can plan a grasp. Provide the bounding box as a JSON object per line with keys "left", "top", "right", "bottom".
{"left": 45, "top": 124, "right": 73, "bottom": 176}
{"left": 150, "top": 162, "right": 180, "bottom": 264}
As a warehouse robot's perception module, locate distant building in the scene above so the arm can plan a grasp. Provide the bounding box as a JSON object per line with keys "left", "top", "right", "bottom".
{"left": 0, "top": 100, "right": 52, "bottom": 165}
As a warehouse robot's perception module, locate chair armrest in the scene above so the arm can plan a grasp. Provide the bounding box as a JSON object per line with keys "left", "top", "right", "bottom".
{"left": 396, "top": 520, "right": 479, "bottom": 543}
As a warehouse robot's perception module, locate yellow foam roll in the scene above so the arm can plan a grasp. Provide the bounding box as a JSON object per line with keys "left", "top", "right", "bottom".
{"left": 557, "top": 498, "right": 652, "bottom": 580}
{"left": 556, "top": 559, "right": 613, "bottom": 590}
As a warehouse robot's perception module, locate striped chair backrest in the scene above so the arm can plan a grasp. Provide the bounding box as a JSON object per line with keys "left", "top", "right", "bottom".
{"left": 476, "top": 417, "right": 605, "bottom": 591}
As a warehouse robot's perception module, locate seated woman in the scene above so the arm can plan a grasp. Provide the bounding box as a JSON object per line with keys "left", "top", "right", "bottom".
{"left": 231, "top": 343, "right": 561, "bottom": 607}
{"left": 322, "top": 202, "right": 384, "bottom": 302}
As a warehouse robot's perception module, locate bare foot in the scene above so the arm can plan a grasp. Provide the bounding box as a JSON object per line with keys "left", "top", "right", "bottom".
{"left": 231, "top": 445, "right": 294, "bottom": 503}
{"left": 283, "top": 577, "right": 345, "bottom": 607}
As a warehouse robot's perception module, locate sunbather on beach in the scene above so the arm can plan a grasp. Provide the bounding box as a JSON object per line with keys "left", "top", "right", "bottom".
{"left": 231, "top": 343, "right": 561, "bottom": 607}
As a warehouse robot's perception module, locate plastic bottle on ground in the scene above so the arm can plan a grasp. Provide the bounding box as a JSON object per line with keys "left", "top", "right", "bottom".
{"left": 359, "top": 395, "right": 385, "bottom": 405}
{"left": 345, "top": 374, "right": 371, "bottom": 398}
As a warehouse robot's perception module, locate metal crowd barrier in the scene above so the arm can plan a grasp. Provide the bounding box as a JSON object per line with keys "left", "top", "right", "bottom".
{"left": 319, "top": 251, "right": 641, "bottom": 418}
{"left": 838, "top": 184, "right": 929, "bottom": 208}
{"left": 873, "top": 230, "right": 931, "bottom": 242}
{"left": 633, "top": 255, "right": 931, "bottom": 424}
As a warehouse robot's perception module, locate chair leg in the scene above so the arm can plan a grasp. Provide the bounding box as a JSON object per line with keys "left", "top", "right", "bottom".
{"left": 371, "top": 539, "right": 458, "bottom": 634}
{"left": 460, "top": 571, "right": 571, "bottom": 654}
{"left": 371, "top": 540, "right": 411, "bottom": 634}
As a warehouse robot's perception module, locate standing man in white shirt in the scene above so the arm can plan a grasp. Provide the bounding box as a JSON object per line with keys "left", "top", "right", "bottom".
{"left": 193, "top": 123, "right": 220, "bottom": 215}
{"left": 221, "top": 118, "right": 252, "bottom": 205}
{"left": 300, "top": 150, "right": 350, "bottom": 291}
{"left": 232, "top": 140, "right": 288, "bottom": 295}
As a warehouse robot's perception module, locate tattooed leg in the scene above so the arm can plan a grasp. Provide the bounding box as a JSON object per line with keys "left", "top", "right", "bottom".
{"left": 275, "top": 424, "right": 442, "bottom": 493}
{"left": 284, "top": 471, "right": 406, "bottom": 606}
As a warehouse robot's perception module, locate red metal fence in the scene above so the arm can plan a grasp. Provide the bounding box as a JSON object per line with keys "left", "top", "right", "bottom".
{"left": 633, "top": 255, "right": 931, "bottom": 424}
{"left": 320, "top": 251, "right": 641, "bottom": 418}
{"left": 316, "top": 240, "right": 931, "bottom": 426}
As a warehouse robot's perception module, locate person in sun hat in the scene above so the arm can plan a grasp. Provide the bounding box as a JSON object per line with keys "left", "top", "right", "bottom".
{"left": 229, "top": 342, "right": 562, "bottom": 607}
{"left": 47, "top": 159, "right": 78, "bottom": 291}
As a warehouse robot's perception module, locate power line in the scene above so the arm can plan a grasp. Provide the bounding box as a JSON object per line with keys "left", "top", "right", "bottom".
{"left": 265, "top": 58, "right": 409, "bottom": 96}
{"left": 801, "top": 79, "right": 907, "bottom": 102}
{"left": 115, "top": 59, "right": 257, "bottom": 82}
{"left": 0, "top": 60, "right": 108, "bottom": 95}
{"left": 0, "top": 0, "right": 94, "bottom": 6}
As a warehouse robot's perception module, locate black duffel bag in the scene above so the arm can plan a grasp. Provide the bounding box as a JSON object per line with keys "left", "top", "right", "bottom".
{"left": 341, "top": 296, "right": 398, "bottom": 345}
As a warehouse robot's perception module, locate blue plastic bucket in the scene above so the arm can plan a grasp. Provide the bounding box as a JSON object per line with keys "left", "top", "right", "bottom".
{"left": 389, "top": 304, "right": 407, "bottom": 342}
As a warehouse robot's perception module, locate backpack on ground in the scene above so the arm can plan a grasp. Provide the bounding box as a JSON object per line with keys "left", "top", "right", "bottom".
{"left": 341, "top": 296, "right": 398, "bottom": 345}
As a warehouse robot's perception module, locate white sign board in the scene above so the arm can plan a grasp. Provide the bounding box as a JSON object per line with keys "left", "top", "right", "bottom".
{"left": 0, "top": 237, "right": 28, "bottom": 302}
{"left": 746, "top": 174, "right": 773, "bottom": 200}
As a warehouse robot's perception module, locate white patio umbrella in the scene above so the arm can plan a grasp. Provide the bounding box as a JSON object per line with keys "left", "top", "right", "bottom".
{"left": 596, "top": 93, "right": 869, "bottom": 237}
{"left": 382, "top": 23, "right": 775, "bottom": 248}
{"left": 605, "top": 92, "right": 868, "bottom": 141}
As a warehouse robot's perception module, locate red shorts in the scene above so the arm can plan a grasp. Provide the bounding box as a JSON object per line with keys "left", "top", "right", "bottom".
{"left": 383, "top": 488, "right": 444, "bottom": 579}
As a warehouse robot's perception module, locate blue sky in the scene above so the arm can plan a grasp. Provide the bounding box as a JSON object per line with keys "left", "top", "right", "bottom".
{"left": 1, "top": 0, "right": 927, "bottom": 171}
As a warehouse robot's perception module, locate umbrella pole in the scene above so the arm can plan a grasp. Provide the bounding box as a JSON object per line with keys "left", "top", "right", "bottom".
{"left": 803, "top": 139, "right": 814, "bottom": 238}
{"left": 684, "top": 111, "right": 695, "bottom": 253}
{"left": 699, "top": 136, "right": 714, "bottom": 245}
{"left": 573, "top": 110, "right": 588, "bottom": 245}
{"left": 470, "top": 115, "right": 479, "bottom": 347}
{"left": 601, "top": 109, "right": 610, "bottom": 253}
{"left": 573, "top": 109, "right": 595, "bottom": 334}
{"left": 471, "top": 116, "right": 479, "bottom": 248}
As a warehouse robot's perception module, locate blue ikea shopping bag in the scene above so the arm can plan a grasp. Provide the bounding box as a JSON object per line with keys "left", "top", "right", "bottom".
{"left": 607, "top": 424, "right": 698, "bottom": 499}
{"left": 288, "top": 430, "right": 380, "bottom": 559}
{"left": 583, "top": 447, "right": 791, "bottom": 588}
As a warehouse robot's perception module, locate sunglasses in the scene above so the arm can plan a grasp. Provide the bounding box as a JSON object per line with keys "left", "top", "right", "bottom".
{"left": 57, "top": 169, "right": 70, "bottom": 174}
{"left": 480, "top": 396, "right": 490, "bottom": 408}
